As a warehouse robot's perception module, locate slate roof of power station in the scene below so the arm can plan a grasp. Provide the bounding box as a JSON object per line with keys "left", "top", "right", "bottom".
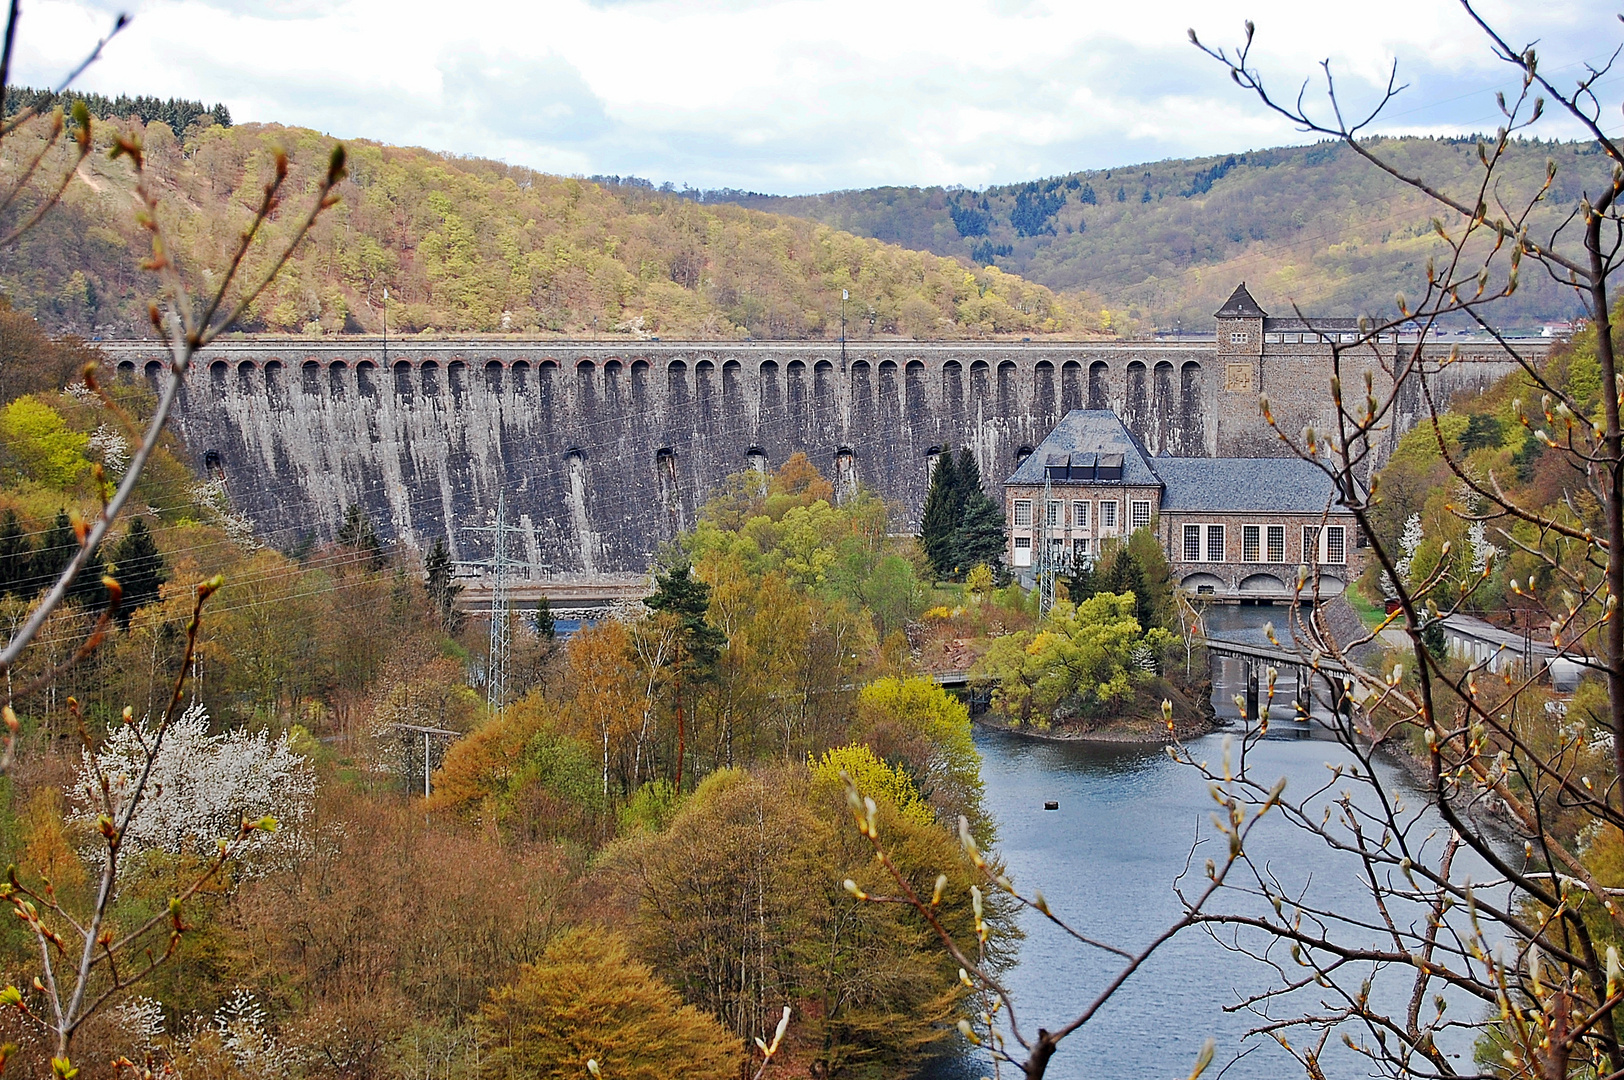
{"left": 1005, "top": 410, "right": 1347, "bottom": 513}
{"left": 1153, "top": 457, "right": 1341, "bottom": 513}
{"left": 1005, "top": 411, "right": 1160, "bottom": 486}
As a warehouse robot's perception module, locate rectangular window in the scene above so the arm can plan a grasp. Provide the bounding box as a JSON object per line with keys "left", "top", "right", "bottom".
{"left": 1072, "top": 500, "right": 1089, "bottom": 529}
{"left": 1325, "top": 526, "right": 1346, "bottom": 564}
{"left": 1013, "top": 536, "right": 1031, "bottom": 567}
{"left": 1046, "top": 500, "right": 1062, "bottom": 527}
{"left": 1230, "top": 331, "right": 1249, "bottom": 344}
{"left": 1183, "top": 525, "right": 1201, "bottom": 562}
{"left": 1074, "top": 538, "right": 1090, "bottom": 559}
{"left": 1013, "top": 499, "right": 1032, "bottom": 527}
{"left": 1207, "top": 524, "right": 1226, "bottom": 563}
{"left": 1130, "top": 500, "right": 1152, "bottom": 530}
{"left": 1101, "top": 501, "right": 1118, "bottom": 530}
{"left": 1303, "top": 526, "right": 1320, "bottom": 565}
{"left": 1267, "top": 525, "right": 1285, "bottom": 563}
{"left": 1242, "top": 525, "right": 1260, "bottom": 562}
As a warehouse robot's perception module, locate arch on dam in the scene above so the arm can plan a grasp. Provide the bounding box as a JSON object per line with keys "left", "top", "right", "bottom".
{"left": 604, "top": 358, "right": 625, "bottom": 412}
{"left": 1061, "top": 360, "right": 1082, "bottom": 413}
{"left": 630, "top": 359, "right": 650, "bottom": 410}
{"left": 357, "top": 360, "right": 377, "bottom": 397}
{"left": 330, "top": 360, "right": 348, "bottom": 398}
{"left": 1088, "top": 361, "right": 1108, "bottom": 409}
{"left": 209, "top": 360, "right": 228, "bottom": 396}
{"left": 1124, "top": 360, "right": 1148, "bottom": 441}
{"left": 760, "top": 359, "right": 782, "bottom": 420}
{"left": 787, "top": 359, "right": 808, "bottom": 437}
{"left": 511, "top": 359, "right": 531, "bottom": 396}
{"left": 574, "top": 360, "right": 596, "bottom": 419}
{"left": 695, "top": 359, "right": 715, "bottom": 421}
{"left": 421, "top": 360, "right": 441, "bottom": 397}
{"left": 485, "top": 360, "right": 503, "bottom": 393}
{"left": 942, "top": 360, "right": 964, "bottom": 422}
{"left": 969, "top": 360, "right": 990, "bottom": 415}
{"left": 813, "top": 360, "right": 834, "bottom": 426}
{"left": 721, "top": 359, "right": 742, "bottom": 415}
{"left": 996, "top": 360, "right": 1016, "bottom": 414}
{"left": 301, "top": 360, "right": 321, "bottom": 396}
{"left": 1034, "top": 360, "right": 1055, "bottom": 424}
{"left": 1152, "top": 361, "right": 1175, "bottom": 452}
{"left": 851, "top": 359, "right": 872, "bottom": 430}
{"left": 1179, "top": 360, "right": 1204, "bottom": 455}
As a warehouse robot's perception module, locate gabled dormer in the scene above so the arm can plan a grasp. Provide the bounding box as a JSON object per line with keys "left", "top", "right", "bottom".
{"left": 1215, "top": 282, "right": 1265, "bottom": 359}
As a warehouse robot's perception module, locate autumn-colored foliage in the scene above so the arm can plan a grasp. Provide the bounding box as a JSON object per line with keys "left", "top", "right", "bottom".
{"left": 480, "top": 927, "right": 742, "bottom": 1080}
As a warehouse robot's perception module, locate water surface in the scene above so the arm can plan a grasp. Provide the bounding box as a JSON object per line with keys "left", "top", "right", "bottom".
{"left": 956, "top": 726, "right": 1495, "bottom": 1079}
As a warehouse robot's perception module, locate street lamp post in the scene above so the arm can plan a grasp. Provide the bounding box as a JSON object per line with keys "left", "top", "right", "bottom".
{"left": 840, "top": 288, "right": 848, "bottom": 368}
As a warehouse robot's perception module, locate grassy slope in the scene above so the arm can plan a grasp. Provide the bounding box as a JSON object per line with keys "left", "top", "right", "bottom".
{"left": 688, "top": 138, "right": 1609, "bottom": 329}
{"left": 0, "top": 119, "right": 1085, "bottom": 340}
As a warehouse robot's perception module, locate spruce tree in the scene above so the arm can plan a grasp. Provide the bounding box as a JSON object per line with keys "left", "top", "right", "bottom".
{"left": 336, "top": 503, "right": 386, "bottom": 570}
{"left": 0, "top": 509, "right": 31, "bottom": 597}
{"left": 110, "top": 517, "right": 166, "bottom": 626}
{"left": 28, "top": 509, "right": 75, "bottom": 597}
{"left": 534, "top": 595, "right": 555, "bottom": 640}
{"left": 424, "top": 536, "right": 461, "bottom": 631}
{"left": 919, "top": 451, "right": 964, "bottom": 580}
{"left": 956, "top": 492, "right": 1006, "bottom": 575}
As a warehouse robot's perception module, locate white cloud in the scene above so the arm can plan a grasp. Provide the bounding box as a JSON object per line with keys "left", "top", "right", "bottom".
{"left": 12, "top": 0, "right": 1620, "bottom": 193}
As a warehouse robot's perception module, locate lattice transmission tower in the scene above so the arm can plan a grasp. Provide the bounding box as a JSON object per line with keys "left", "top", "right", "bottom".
{"left": 462, "top": 491, "right": 521, "bottom": 714}
{"left": 1036, "top": 467, "right": 1057, "bottom": 618}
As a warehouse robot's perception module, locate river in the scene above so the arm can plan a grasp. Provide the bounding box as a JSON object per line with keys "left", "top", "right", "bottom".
{"left": 942, "top": 720, "right": 1502, "bottom": 1080}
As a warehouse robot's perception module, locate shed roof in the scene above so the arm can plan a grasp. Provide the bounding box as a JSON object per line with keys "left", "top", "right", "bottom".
{"left": 1154, "top": 456, "right": 1347, "bottom": 513}
{"left": 1005, "top": 411, "right": 1159, "bottom": 486}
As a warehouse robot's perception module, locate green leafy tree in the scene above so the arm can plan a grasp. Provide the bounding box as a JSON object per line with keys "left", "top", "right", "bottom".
{"left": 0, "top": 395, "right": 87, "bottom": 488}
{"left": 972, "top": 592, "right": 1174, "bottom": 721}
{"left": 919, "top": 450, "right": 964, "bottom": 579}
{"left": 480, "top": 926, "right": 742, "bottom": 1080}
{"left": 109, "top": 516, "right": 165, "bottom": 626}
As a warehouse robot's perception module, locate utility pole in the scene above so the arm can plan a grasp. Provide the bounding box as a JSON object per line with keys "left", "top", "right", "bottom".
{"left": 462, "top": 491, "right": 518, "bottom": 714}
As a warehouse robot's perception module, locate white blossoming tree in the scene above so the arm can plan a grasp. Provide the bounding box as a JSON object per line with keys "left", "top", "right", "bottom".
{"left": 73, "top": 702, "right": 314, "bottom": 869}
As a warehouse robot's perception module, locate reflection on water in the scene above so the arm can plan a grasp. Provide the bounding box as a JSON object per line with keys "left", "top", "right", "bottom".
{"left": 928, "top": 722, "right": 1500, "bottom": 1080}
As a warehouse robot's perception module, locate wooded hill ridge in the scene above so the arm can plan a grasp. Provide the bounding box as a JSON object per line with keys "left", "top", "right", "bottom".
{"left": 665, "top": 137, "right": 1609, "bottom": 330}
{"left": 0, "top": 111, "right": 1084, "bottom": 340}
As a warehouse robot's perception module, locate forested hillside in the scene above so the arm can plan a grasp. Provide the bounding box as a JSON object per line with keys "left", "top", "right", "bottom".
{"left": 0, "top": 111, "right": 1082, "bottom": 340}
{"left": 681, "top": 137, "right": 1610, "bottom": 329}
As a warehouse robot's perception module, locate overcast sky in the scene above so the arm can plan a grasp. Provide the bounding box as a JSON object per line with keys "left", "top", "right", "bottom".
{"left": 12, "top": 0, "right": 1619, "bottom": 195}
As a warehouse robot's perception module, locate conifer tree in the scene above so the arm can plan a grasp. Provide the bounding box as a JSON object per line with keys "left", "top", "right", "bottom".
{"left": 646, "top": 558, "right": 723, "bottom": 675}
{"left": 110, "top": 518, "right": 166, "bottom": 627}
{"left": 646, "top": 556, "right": 725, "bottom": 788}
{"left": 957, "top": 493, "right": 1007, "bottom": 575}
{"left": 336, "top": 503, "right": 386, "bottom": 570}
{"left": 534, "top": 594, "right": 555, "bottom": 640}
{"left": 424, "top": 536, "right": 461, "bottom": 631}
{"left": 919, "top": 451, "right": 964, "bottom": 580}
{"left": 0, "top": 508, "right": 30, "bottom": 597}
{"left": 953, "top": 448, "right": 1006, "bottom": 575}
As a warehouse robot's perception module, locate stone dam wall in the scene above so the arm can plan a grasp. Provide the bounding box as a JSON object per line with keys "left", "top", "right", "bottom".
{"left": 99, "top": 339, "right": 1535, "bottom": 576}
